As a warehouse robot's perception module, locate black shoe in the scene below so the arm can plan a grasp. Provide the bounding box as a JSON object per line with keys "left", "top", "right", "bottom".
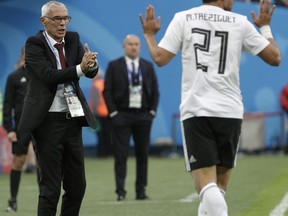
{"left": 6, "top": 199, "right": 17, "bottom": 212}
{"left": 117, "top": 195, "right": 126, "bottom": 201}
{"left": 136, "top": 194, "right": 149, "bottom": 200}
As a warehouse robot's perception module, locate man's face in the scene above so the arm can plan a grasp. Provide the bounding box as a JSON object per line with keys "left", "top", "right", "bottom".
{"left": 40, "top": 6, "right": 69, "bottom": 42}
{"left": 123, "top": 36, "right": 141, "bottom": 60}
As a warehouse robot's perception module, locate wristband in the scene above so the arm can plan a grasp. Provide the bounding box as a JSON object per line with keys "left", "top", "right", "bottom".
{"left": 260, "top": 25, "right": 273, "bottom": 39}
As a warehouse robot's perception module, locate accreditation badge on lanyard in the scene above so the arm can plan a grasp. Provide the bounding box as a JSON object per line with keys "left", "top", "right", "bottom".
{"left": 128, "top": 68, "right": 143, "bottom": 108}
{"left": 129, "top": 85, "right": 142, "bottom": 108}
{"left": 63, "top": 83, "right": 85, "bottom": 117}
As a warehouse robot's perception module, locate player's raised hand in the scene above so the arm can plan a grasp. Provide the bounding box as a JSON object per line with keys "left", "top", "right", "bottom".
{"left": 139, "top": 5, "right": 161, "bottom": 35}
{"left": 251, "top": 0, "right": 276, "bottom": 27}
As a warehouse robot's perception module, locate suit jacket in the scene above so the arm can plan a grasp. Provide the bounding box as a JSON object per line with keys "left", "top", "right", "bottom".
{"left": 103, "top": 57, "right": 159, "bottom": 114}
{"left": 18, "top": 30, "right": 98, "bottom": 133}
{"left": 3, "top": 67, "right": 27, "bottom": 132}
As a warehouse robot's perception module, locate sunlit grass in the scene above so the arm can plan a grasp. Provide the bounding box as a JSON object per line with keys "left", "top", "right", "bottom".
{"left": 0, "top": 155, "right": 288, "bottom": 215}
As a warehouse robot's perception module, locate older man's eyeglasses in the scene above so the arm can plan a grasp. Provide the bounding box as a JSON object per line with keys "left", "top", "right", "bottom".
{"left": 44, "top": 16, "right": 71, "bottom": 24}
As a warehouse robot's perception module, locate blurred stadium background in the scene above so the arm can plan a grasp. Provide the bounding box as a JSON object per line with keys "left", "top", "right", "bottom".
{"left": 0, "top": 0, "right": 288, "bottom": 166}
{"left": 1, "top": 1, "right": 288, "bottom": 215}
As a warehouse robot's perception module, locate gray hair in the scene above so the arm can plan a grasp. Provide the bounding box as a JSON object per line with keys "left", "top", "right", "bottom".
{"left": 41, "top": 1, "right": 67, "bottom": 16}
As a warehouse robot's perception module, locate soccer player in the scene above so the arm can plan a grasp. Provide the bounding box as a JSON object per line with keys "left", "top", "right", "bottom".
{"left": 3, "top": 47, "right": 37, "bottom": 212}
{"left": 140, "top": 0, "right": 280, "bottom": 215}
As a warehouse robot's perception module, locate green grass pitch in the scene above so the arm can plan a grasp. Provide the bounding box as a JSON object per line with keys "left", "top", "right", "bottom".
{"left": 0, "top": 154, "right": 288, "bottom": 215}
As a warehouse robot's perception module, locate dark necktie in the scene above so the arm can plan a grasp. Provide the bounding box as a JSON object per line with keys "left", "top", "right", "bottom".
{"left": 54, "top": 43, "right": 73, "bottom": 92}
{"left": 54, "top": 43, "right": 67, "bottom": 69}
{"left": 131, "top": 62, "right": 139, "bottom": 85}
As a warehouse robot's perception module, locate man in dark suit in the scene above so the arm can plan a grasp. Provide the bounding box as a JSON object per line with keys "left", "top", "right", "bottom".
{"left": 104, "top": 34, "right": 159, "bottom": 201}
{"left": 17, "top": 1, "right": 98, "bottom": 215}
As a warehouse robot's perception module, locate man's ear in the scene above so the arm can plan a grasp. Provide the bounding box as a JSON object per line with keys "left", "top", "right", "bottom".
{"left": 40, "top": 17, "right": 46, "bottom": 27}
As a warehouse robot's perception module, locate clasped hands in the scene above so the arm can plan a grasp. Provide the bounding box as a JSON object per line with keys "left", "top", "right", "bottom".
{"left": 80, "top": 43, "right": 98, "bottom": 73}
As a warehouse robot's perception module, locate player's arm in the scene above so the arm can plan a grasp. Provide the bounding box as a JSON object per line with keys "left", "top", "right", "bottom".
{"left": 140, "top": 5, "right": 175, "bottom": 67}
{"left": 257, "top": 38, "right": 280, "bottom": 66}
{"left": 252, "top": 0, "right": 281, "bottom": 66}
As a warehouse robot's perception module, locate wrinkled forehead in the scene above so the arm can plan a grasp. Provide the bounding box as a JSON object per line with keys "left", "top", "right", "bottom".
{"left": 47, "top": 6, "right": 68, "bottom": 16}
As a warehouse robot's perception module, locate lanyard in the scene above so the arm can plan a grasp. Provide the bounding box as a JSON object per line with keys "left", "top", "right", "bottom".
{"left": 43, "top": 31, "right": 65, "bottom": 70}
{"left": 127, "top": 66, "right": 142, "bottom": 85}
{"left": 43, "top": 31, "right": 76, "bottom": 91}
{"left": 43, "top": 31, "right": 56, "bottom": 54}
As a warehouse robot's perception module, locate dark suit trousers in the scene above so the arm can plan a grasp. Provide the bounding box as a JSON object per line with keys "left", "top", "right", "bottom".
{"left": 111, "top": 110, "right": 153, "bottom": 196}
{"left": 96, "top": 116, "right": 112, "bottom": 157}
{"left": 32, "top": 113, "right": 86, "bottom": 216}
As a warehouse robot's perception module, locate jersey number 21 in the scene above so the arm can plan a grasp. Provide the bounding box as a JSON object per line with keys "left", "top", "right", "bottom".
{"left": 192, "top": 28, "right": 228, "bottom": 74}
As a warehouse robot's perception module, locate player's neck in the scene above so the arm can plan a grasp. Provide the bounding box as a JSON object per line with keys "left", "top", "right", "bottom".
{"left": 204, "top": 1, "right": 224, "bottom": 10}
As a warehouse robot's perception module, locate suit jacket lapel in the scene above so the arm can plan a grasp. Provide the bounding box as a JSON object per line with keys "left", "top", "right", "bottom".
{"left": 139, "top": 59, "right": 147, "bottom": 82}
{"left": 40, "top": 31, "right": 73, "bottom": 67}
{"left": 38, "top": 31, "right": 58, "bottom": 69}
{"left": 64, "top": 41, "right": 73, "bottom": 66}
{"left": 120, "top": 57, "right": 129, "bottom": 85}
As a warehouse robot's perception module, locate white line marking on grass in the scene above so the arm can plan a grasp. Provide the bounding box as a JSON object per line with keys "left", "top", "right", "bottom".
{"left": 96, "top": 200, "right": 174, "bottom": 205}
{"left": 269, "top": 192, "right": 288, "bottom": 216}
{"left": 179, "top": 192, "right": 198, "bottom": 203}
{"left": 94, "top": 193, "right": 198, "bottom": 205}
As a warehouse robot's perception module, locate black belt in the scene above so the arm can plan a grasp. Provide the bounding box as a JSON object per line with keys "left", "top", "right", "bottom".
{"left": 47, "top": 112, "right": 72, "bottom": 120}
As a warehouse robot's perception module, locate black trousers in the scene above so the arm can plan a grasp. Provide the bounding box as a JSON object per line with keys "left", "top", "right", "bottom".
{"left": 111, "top": 110, "right": 153, "bottom": 196}
{"left": 96, "top": 116, "right": 112, "bottom": 157}
{"left": 32, "top": 113, "right": 86, "bottom": 216}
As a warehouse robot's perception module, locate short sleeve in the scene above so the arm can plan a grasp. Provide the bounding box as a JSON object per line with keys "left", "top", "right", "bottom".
{"left": 158, "top": 13, "right": 183, "bottom": 55}
{"left": 242, "top": 18, "right": 269, "bottom": 56}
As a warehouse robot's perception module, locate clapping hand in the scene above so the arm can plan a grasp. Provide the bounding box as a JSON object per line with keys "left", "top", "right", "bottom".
{"left": 81, "top": 43, "right": 98, "bottom": 73}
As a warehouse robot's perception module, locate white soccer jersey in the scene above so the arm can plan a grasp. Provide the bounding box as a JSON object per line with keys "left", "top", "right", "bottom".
{"left": 159, "top": 5, "right": 269, "bottom": 121}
